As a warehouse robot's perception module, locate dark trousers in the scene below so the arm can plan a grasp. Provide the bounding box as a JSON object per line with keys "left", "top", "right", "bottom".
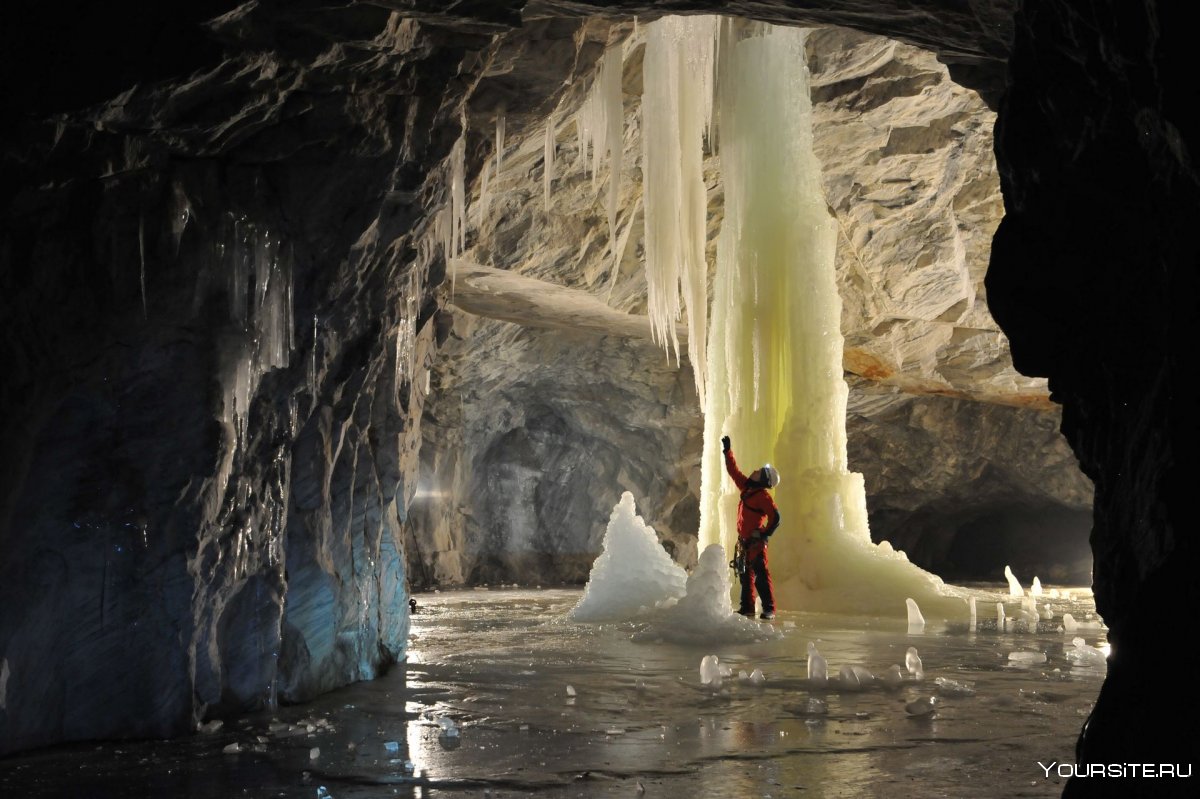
{"left": 738, "top": 539, "right": 774, "bottom": 614}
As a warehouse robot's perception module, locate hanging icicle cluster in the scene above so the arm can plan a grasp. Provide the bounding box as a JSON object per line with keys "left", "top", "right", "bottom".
{"left": 640, "top": 15, "right": 720, "bottom": 406}
{"left": 575, "top": 45, "right": 626, "bottom": 286}
{"left": 217, "top": 215, "right": 295, "bottom": 443}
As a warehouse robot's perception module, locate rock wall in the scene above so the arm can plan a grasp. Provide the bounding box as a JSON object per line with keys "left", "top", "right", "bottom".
{"left": 988, "top": 0, "right": 1198, "bottom": 785}
{"left": 0, "top": 8, "right": 480, "bottom": 754}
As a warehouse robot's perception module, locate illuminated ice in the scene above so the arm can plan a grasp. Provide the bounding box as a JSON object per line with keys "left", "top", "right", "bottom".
{"left": 700, "top": 655, "right": 722, "bottom": 686}
{"left": 1031, "top": 577, "right": 1043, "bottom": 596}
{"left": 968, "top": 596, "right": 977, "bottom": 630}
{"left": 807, "top": 642, "right": 828, "bottom": 684}
{"left": 632, "top": 544, "right": 778, "bottom": 644}
{"left": 748, "top": 668, "right": 766, "bottom": 685}
{"left": 569, "top": 492, "right": 687, "bottom": 622}
{"left": 685, "top": 19, "right": 967, "bottom": 619}
{"left": 1007, "top": 651, "right": 1047, "bottom": 665}
{"left": 906, "top": 598, "right": 926, "bottom": 633}
{"left": 905, "top": 696, "right": 937, "bottom": 717}
{"left": 1004, "top": 566, "right": 1024, "bottom": 597}
{"left": 641, "top": 15, "right": 719, "bottom": 401}
{"left": 837, "top": 665, "right": 862, "bottom": 690}
{"left": 996, "top": 602, "right": 1006, "bottom": 629}
{"left": 437, "top": 717, "right": 460, "bottom": 738}
{"left": 906, "top": 647, "right": 924, "bottom": 679}
{"left": 1019, "top": 597, "right": 1040, "bottom": 627}
{"left": 934, "top": 677, "right": 976, "bottom": 697}
{"left": 1062, "top": 613, "right": 1104, "bottom": 632}
{"left": 1066, "top": 637, "right": 1108, "bottom": 669}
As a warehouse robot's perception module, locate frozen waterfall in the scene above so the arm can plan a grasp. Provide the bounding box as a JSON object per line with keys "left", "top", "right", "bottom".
{"left": 639, "top": 18, "right": 966, "bottom": 618}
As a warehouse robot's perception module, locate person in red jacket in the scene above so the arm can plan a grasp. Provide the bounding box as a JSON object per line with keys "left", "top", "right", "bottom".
{"left": 722, "top": 435, "right": 781, "bottom": 619}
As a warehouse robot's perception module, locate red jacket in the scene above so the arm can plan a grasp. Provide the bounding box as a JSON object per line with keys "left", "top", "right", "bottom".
{"left": 724, "top": 449, "right": 780, "bottom": 541}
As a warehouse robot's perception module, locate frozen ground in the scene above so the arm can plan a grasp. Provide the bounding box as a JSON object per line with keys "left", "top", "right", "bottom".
{"left": 0, "top": 586, "right": 1106, "bottom": 798}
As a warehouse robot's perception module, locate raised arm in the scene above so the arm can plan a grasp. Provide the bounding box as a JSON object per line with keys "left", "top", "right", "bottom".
{"left": 721, "top": 436, "right": 748, "bottom": 490}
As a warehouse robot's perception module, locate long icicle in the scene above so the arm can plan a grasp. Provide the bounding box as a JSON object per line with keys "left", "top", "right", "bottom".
{"left": 544, "top": 113, "right": 556, "bottom": 212}
{"left": 640, "top": 16, "right": 718, "bottom": 403}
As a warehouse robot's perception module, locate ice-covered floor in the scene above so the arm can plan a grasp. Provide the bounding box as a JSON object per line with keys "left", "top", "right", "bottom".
{"left": 0, "top": 587, "right": 1107, "bottom": 798}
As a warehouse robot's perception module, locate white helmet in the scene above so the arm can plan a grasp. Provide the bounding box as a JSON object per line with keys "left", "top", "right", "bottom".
{"left": 760, "top": 463, "right": 780, "bottom": 488}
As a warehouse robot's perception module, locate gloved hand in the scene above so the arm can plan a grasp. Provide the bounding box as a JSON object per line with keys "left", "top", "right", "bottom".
{"left": 721, "top": 435, "right": 731, "bottom": 452}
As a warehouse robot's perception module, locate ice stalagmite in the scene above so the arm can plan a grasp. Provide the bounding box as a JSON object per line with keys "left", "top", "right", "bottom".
{"left": 694, "top": 20, "right": 965, "bottom": 617}
{"left": 569, "top": 492, "right": 687, "bottom": 622}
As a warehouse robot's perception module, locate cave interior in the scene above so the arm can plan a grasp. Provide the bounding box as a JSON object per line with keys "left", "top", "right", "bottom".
{"left": 0, "top": 0, "right": 1196, "bottom": 795}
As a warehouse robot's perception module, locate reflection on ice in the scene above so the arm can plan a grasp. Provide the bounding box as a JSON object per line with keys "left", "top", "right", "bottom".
{"left": 0, "top": 586, "right": 1108, "bottom": 799}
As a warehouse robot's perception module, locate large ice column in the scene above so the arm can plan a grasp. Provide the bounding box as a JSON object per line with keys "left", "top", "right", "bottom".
{"left": 697, "top": 21, "right": 965, "bottom": 618}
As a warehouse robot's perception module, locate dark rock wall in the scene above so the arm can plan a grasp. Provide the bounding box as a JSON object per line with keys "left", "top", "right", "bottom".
{"left": 0, "top": 9, "right": 475, "bottom": 754}
{"left": 988, "top": 0, "right": 1198, "bottom": 785}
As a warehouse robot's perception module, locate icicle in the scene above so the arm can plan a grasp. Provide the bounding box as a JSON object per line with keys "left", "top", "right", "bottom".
{"left": 449, "top": 135, "right": 467, "bottom": 258}
{"left": 477, "top": 165, "right": 491, "bottom": 229}
{"left": 639, "top": 16, "right": 719, "bottom": 404}
{"left": 599, "top": 47, "right": 623, "bottom": 285}
{"left": 543, "top": 113, "right": 556, "bottom": 212}
{"left": 229, "top": 216, "right": 249, "bottom": 324}
{"left": 170, "top": 182, "right": 192, "bottom": 255}
{"left": 309, "top": 315, "right": 319, "bottom": 409}
{"left": 494, "top": 113, "right": 506, "bottom": 177}
{"left": 138, "top": 212, "right": 148, "bottom": 319}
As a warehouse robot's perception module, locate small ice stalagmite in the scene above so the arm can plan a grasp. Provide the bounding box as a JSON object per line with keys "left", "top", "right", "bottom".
{"left": 850, "top": 665, "right": 874, "bottom": 685}
{"left": 906, "top": 598, "right": 926, "bottom": 633}
{"left": 934, "top": 676, "right": 976, "bottom": 697}
{"left": 838, "top": 665, "right": 861, "bottom": 690}
{"left": 807, "top": 642, "right": 828, "bottom": 684}
{"left": 700, "top": 655, "right": 722, "bottom": 686}
{"left": 905, "top": 646, "right": 924, "bottom": 679}
{"left": 1065, "top": 637, "right": 1108, "bottom": 668}
{"left": 437, "top": 716, "right": 460, "bottom": 738}
{"left": 968, "top": 596, "right": 977, "bottom": 630}
{"left": 1062, "top": 613, "right": 1104, "bottom": 632}
{"left": 905, "top": 696, "right": 937, "bottom": 717}
{"left": 1020, "top": 597, "right": 1040, "bottom": 627}
{"left": 748, "top": 668, "right": 766, "bottom": 685}
{"left": 1031, "top": 577, "right": 1043, "bottom": 596}
{"left": 996, "top": 602, "right": 1006, "bottom": 630}
{"left": 883, "top": 664, "right": 905, "bottom": 688}
{"left": 1004, "top": 565, "right": 1024, "bottom": 597}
